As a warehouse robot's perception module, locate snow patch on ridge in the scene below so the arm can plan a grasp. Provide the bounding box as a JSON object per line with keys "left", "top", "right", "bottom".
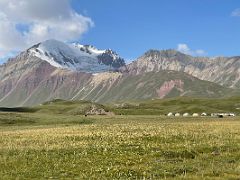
{"left": 28, "top": 39, "right": 123, "bottom": 73}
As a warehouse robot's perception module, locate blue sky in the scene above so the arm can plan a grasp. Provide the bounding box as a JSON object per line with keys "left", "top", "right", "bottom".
{"left": 0, "top": 0, "right": 240, "bottom": 63}
{"left": 72, "top": 0, "right": 240, "bottom": 60}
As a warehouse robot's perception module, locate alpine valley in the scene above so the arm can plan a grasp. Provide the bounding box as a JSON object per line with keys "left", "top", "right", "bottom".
{"left": 0, "top": 39, "right": 239, "bottom": 107}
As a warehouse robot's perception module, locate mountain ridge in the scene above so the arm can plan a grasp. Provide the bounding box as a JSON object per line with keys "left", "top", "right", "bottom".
{"left": 26, "top": 39, "right": 126, "bottom": 73}
{"left": 0, "top": 39, "right": 240, "bottom": 107}
{"left": 124, "top": 49, "right": 240, "bottom": 88}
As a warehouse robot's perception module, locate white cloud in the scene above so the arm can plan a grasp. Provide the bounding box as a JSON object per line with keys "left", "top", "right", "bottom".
{"left": 231, "top": 8, "right": 240, "bottom": 17}
{"left": 177, "top": 43, "right": 206, "bottom": 56}
{"left": 177, "top": 44, "right": 191, "bottom": 54}
{"left": 0, "top": 0, "right": 94, "bottom": 57}
{"left": 195, "top": 49, "right": 205, "bottom": 55}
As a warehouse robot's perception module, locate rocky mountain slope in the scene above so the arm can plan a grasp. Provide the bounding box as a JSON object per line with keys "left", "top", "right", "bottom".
{"left": 0, "top": 40, "right": 239, "bottom": 107}
{"left": 124, "top": 50, "right": 240, "bottom": 88}
{"left": 0, "top": 59, "right": 235, "bottom": 107}
{"left": 28, "top": 39, "right": 125, "bottom": 73}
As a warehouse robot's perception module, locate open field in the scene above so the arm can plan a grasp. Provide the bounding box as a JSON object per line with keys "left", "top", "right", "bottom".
{"left": 110, "top": 96, "right": 240, "bottom": 115}
{"left": 0, "top": 112, "right": 240, "bottom": 179}
{"left": 2, "top": 97, "right": 240, "bottom": 116}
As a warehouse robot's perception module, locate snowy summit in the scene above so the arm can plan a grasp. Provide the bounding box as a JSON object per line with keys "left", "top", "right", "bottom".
{"left": 28, "top": 39, "right": 125, "bottom": 73}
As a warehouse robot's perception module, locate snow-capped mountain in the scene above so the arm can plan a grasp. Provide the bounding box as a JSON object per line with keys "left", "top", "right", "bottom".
{"left": 28, "top": 39, "right": 125, "bottom": 73}
{"left": 0, "top": 41, "right": 240, "bottom": 107}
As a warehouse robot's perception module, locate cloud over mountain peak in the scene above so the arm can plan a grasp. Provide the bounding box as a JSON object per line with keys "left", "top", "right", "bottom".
{"left": 0, "top": 0, "right": 94, "bottom": 57}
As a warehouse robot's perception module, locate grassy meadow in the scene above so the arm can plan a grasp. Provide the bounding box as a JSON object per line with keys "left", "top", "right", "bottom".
{"left": 110, "top": 96, "right": 240, "bottom": 115}
{"left": 0, "top": 111, "right": 240, "bottom": 179}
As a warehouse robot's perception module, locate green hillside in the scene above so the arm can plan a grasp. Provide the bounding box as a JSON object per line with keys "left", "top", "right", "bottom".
{"left": 110, "top": 96, "right": 240, "bottom": 115}
{"left": 2, "top": 96, "right": 240, "bottom": 116}
{"left": 0, "top": 99, "right": 110, "bottom": 116}
{"left": 78, "top": 71, "right": 238, "bottom": 103}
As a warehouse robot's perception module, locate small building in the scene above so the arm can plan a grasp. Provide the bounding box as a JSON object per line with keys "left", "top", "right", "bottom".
{"left": 211, "top": 113, "right": 236, "bottom": 117}
{"left": 229, "top": 113, "right": 236, "bottom": 117}
{"left": 201, "top": 112, "right": 207, "bottom": 116}
{"left": 175, "top": 113, "right": 181, "bottom": 117}
{"left": 167, "top": 112, "right": 174, "bottom": 117}
{"left": 183, "top": 113, "right": 189, "bottom": 117}
{"left": 218, "top": 114, "right": 224, "bottom": 118}
{"left": 192, "top": 113, "right": 199, "bottom": 117}
{"left": 211, "top": 113, "right": 218, "bottom": 117}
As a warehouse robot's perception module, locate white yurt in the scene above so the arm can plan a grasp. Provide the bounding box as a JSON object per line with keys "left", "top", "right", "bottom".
{"left": 192, "top": 113, "right": 199, "bottom": 117}
{"left": 175, "top": 113, "right": 181, "bottom": 117}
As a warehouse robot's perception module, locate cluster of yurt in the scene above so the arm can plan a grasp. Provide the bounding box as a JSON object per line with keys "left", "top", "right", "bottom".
{"left": 167, "top": 112, "right": 236, "bottom": 117}
{"left": 211, "top": 113, "right": 235, "bottom": 117}
{"left": 166, "top": 112, "right": 208, "bottom": 117}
